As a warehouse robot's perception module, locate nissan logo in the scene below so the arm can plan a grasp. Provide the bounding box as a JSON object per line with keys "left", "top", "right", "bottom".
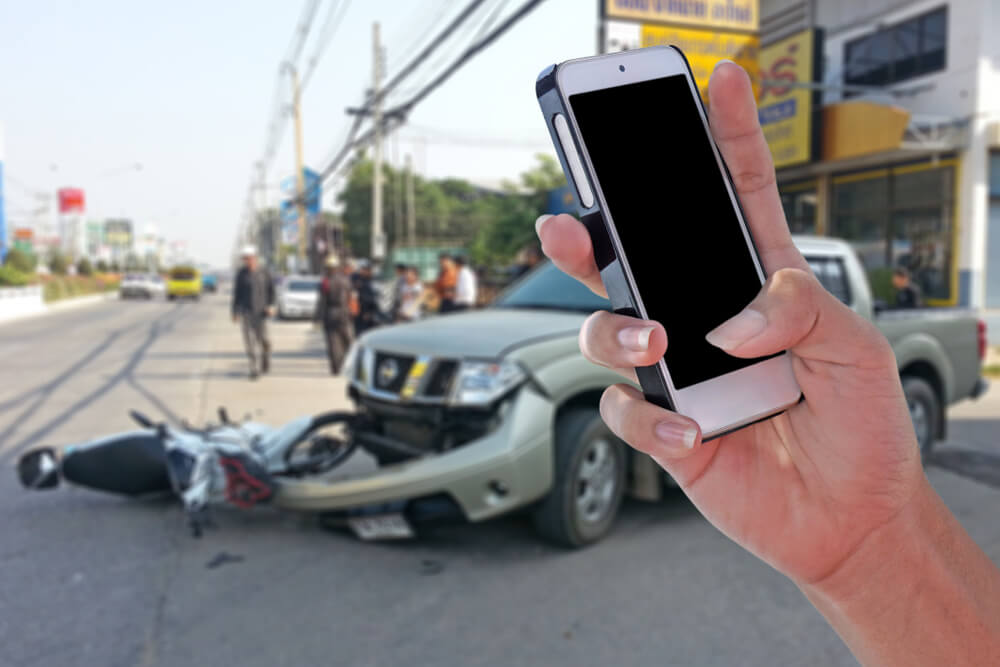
{"left": 377, "top": 359, "right": 399, "bottom": 387}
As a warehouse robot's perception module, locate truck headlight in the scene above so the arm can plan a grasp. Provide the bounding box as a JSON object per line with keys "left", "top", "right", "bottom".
{"left": 343, "top": 343, "right": 361, "bottom": 381}
{"left": 453, "top": 360, "right": 526, "bottom": 406}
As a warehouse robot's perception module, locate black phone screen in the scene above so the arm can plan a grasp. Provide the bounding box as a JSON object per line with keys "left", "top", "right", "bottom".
{"left": 569, "top": 74, "right": 769, "bottom": 389}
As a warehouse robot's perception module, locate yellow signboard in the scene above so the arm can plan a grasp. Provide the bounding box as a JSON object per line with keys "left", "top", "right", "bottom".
{"left": 640, "top": 24, "right": 759, "bottom": 99}
{"left": 607, "top": 0, "right": 758, "bottom": 32}
{"left": 758, "top": 30, "right": 816, "bottom": 168}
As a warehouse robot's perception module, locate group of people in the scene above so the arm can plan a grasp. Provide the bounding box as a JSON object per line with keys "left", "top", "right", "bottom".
{"left": 231, "top": 244, "right": 482, "bottom": 380}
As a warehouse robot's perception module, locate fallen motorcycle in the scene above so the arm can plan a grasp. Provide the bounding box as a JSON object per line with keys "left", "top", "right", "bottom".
{"left": 17, "top": 408, "right": 359, "bottom": 536}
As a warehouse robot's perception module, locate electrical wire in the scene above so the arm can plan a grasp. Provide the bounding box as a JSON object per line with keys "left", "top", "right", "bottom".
{"left": 309, "top": 0, "right": 550, "bottom": 190}
{"left": 300, "top": 0, "right": 351, "bottom": 90}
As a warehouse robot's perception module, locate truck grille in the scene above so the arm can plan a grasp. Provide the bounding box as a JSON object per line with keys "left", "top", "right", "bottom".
{"left": 358, "top": 348, "right": 460, "bottom": 402}
{"left": 373, "top": 352, "right": 414, "bottom": 393}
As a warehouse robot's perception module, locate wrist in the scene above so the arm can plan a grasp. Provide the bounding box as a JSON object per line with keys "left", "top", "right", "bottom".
{"left": 801, "top": 477, "right": 1000, "bottom": 665}
{"left": 801, "top": 476, "right": 938, "bottom": 605}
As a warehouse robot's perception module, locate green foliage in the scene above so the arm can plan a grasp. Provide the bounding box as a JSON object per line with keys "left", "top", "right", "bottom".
{"left": 4, "top": 247, "right": 37, "bottom": 273}
{"left": 0, "top": 264, "right": 31, "bottom": 286}
{"left": 337, "top": 153, "right": 562, "bottom": 267}
{"left": 110, "top": 261, "right": 121, "bottom": 273}
{"left": 47, "top": 251, "right": 69, "bottom": 275}
{"left": 868, "top": 267, "right": 896, "bottom": 304}
{"left": 76, "top": 258, "right": 94, "bottom": 276}
{"left": 96, "top": 259, "right": 110, "bottom": 273}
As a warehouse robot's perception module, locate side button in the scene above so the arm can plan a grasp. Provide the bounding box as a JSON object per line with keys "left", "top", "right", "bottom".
{"left": 553, "top": 114, "right": 594, "bottom": 208}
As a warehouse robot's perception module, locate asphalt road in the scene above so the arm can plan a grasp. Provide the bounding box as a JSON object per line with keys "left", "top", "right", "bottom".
{"left": 1, "top": 293, "right": 998, "bottom": 667}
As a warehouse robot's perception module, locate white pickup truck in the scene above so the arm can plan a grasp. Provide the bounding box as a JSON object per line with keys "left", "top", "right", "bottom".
{"left": 290, "top": 236, "right": 989, "bottom": 547}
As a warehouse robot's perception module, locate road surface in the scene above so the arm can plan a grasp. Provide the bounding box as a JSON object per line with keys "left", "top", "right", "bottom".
{"left": 1, "top": 292, "right": 997, "bottom": 667}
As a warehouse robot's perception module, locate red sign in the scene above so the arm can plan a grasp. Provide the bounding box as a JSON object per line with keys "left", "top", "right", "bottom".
{"left": 58, "top": 188, "right": 85, "bottom": 214}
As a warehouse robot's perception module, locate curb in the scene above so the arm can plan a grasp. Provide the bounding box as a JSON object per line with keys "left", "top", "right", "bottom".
{"left": 0, "top": 291, "right": 117, "bottom": 326}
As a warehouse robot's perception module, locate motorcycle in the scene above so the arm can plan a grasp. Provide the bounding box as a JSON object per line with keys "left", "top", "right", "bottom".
{"left": 16, "top": 408, "right": 358, "bottom": 536}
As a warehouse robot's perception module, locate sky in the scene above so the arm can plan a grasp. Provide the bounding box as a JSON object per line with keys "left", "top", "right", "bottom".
{"left": 0, "top": 0, "right": 596, "bottom": 266}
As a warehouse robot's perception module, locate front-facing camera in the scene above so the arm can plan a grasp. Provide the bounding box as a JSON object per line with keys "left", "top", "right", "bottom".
{"left": 619, "top": 65, "right": 625, "bottom": 72}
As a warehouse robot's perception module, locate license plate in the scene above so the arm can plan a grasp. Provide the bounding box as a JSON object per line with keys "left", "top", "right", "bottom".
{"left": 348, "top": 513, "right": 414, "bottom": 540}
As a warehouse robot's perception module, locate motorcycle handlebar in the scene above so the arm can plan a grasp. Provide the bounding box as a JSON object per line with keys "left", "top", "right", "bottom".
{"left": 129, "top": 410, "right": 155, "bottom": 428}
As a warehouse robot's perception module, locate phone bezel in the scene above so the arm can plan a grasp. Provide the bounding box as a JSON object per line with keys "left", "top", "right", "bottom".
{"left": 554, "top": 46, "right": 800, "bottom": 437}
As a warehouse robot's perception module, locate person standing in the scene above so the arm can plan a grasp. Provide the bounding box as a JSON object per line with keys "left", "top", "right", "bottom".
{"left": 231, "top": 246, "right": 275, "bottom": 380}
{"left": 454, "top": 255, "right": 477, "bottom": 311}
{"left": 354, "top": 260, "right": 380, "bottom": 335}
{"left": 396, "top": 265, "right": 424, "bottom": 322}
{"left": 390, "top": 263, "right": 407, "bottom": 321}
{"left": 892, "top": 266, "right": 924, "bottom": 308}
{"left": 434, "top": 253, "right": 458, "bottom": 313}
{"left": 315, "top": 255, "right": 354, "bottom": 375}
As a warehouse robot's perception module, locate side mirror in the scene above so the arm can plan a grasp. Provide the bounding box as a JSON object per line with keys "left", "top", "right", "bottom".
{"left": 873, "top": 299, "right": 889, "bottom": 314}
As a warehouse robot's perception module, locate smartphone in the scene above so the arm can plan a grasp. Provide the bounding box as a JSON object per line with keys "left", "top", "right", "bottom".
{"left": 535, "top": 46, "right": 801, "bottom": 439}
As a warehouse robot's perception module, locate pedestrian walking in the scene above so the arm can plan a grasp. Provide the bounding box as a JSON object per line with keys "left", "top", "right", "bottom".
{"left": 434, "top": 253, "right": 458, "bottom": 313}
{"left": 231, "top": 245, "right": 275, "bottom": 380}
{"left": 315, "top": 255, "right": 354, "bottom": 375}
{"left": 454, "top": 255, "right": 477, "bottom": 311}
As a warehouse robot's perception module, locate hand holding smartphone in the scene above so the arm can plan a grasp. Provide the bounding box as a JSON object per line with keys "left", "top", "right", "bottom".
{"left": 536, "top": 46, "right": 801, "bottom": 439}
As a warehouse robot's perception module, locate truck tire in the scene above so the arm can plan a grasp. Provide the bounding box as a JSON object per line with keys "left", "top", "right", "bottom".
{"left": 533, "top": 408, "right": 626, "bottom": 548}
{"left": 902, "top": 376, "right": 940, "bottom": 459}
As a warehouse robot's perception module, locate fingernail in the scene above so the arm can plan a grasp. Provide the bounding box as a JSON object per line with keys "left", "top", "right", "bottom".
{"left": 617, "top": 325, "right": 655, "bottom": 351}
{"left": 535, "top": 214, "right": 553, "bottom": 235}
{"left": 655, "top": 421, "right": 699, "bottom": 450}
{"left": 714, "top": 58, "right": 736, "bottom": 71}
{"left": 705, "top": 308, "right": 767, "bottom": 351}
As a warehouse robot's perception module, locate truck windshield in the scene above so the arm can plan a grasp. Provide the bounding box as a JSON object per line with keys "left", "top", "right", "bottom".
{"left": 287, "top": 280, "right": 319, "bottom": 291}
{"left": 493, "top": 262, "right": 610, "bottom": 312}
{"left": 171, "top": 270, "right": 195, "bottom": 280}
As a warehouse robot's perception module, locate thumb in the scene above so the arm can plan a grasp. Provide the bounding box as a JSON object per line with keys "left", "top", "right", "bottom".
{"left": 704, "top": 268, "right": 888, "bottom": 366}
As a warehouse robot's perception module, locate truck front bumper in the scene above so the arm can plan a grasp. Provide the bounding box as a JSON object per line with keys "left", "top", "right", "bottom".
{"left": 273, "top": 387, "right": 554, "bottom": 522}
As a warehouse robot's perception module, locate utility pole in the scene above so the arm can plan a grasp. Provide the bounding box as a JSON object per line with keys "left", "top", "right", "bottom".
{"left": 392, "top": 133, "right": 403, "bottom": 250}
{"left": 371, "top": 21, "right": 385, "bottom": 262}
{"left": 289, "top": 64, "right": 307, "bottom": 269}
{"left": 405, "top": 153, "right": 416, "bottom": 247}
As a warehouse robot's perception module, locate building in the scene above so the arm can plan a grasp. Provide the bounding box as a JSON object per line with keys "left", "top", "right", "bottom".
{"left": 761, "top": 0, "right": 999, "bottom": 311}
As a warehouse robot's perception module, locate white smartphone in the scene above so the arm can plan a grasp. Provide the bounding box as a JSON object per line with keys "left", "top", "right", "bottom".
{"left": 536, "top": 46, "right": 801, "bottom": 439}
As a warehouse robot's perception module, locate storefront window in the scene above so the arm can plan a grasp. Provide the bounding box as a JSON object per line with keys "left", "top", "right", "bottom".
{"left": 832, "top": 162, "right": 954, "bottom": 303}
{"left": 780, "top": 182, "right": 818, "bottom": 234}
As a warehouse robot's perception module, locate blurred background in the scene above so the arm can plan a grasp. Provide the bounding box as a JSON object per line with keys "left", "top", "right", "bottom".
{"left": 0, "top": 2, "right": 998, "bottom": 666}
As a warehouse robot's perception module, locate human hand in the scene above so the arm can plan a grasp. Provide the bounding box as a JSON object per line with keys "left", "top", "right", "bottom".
{"left": 536, "top": 62, "right": 927, "bottom": 589}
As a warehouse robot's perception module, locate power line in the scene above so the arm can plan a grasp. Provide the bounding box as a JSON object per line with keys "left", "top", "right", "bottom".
{"left": 388, "top": 0, "right": 509, "bottom": 103}
{"left": 310, "top": 0, "right": 549, "bottom": 191}
{"left": 300, "top": 0, "right": 351, "bottom": 90}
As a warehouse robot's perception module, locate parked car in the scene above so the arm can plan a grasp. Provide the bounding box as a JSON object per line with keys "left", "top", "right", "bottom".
{"left": 292, "top": 236, "right": 987, "bottom": 548}
{"left": 201, "top": 272, "right": 218, "bottom": 292}
{"left": 166, "top": 266, "right": 201, "bottom": 300}
{"left": 277, "top": 275, "right": 320, "bottom": 319}
{"left": 119, "top": 274, "right": 165, "bottom": 300}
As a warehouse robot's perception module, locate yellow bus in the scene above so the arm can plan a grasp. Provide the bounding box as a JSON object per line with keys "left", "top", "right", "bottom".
{"left": 166, "top": 266, "right": 202, "bottom": 300}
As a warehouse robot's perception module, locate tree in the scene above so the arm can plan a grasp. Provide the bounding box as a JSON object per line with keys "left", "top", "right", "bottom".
{"left": 110, "top": 261, "right": 121, "bottom": 273}
{"left": 76, "top": 258, "right": 94, "bottom": 276}
{"left": 4, "top": 247, "right": 36, "bottom": 273}
{"left": 48, "top": 250, "right": 69, "bottom": 275}
{"left": 96, "top": 259, "right": 110, "bottom": 273}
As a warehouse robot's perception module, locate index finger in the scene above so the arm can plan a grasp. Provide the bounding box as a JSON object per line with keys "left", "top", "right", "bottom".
{"left": 707, "top": 62, "right": 809, "bottom": 273}
{"left": 535, "top": 214, "right": 607, "bottom": 297}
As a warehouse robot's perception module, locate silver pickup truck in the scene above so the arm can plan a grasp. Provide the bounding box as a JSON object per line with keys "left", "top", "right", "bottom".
{"left": 293, "top": 237, "right": 988, "bottom": 547}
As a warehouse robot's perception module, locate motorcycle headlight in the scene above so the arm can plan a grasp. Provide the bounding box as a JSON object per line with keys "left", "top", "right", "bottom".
{"left": 453, "top": 359, "right": 526, "bottom": 406}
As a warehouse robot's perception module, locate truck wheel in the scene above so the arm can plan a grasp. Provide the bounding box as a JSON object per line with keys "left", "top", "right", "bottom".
{"left": 533, "top": 408, "right": 626, "bottom": 548}
{"left": 902, "top": 376, "right": 940, "bottom": 459}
